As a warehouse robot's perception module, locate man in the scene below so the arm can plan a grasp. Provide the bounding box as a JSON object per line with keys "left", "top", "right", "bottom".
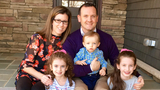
{"left": 63, "top": 3, "right": 144, "bottom": 90}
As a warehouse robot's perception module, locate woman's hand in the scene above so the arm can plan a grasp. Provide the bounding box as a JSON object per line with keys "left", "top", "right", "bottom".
{"left": 41, "top": 75, "right": 53, "bottom": 86}
{"left": 134, "top": 76, "right": 144, "bottom": 90}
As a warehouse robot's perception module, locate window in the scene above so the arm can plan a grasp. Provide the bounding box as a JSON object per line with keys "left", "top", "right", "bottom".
{"left": 62, "top": 0, "right": 85, "bottom": 7}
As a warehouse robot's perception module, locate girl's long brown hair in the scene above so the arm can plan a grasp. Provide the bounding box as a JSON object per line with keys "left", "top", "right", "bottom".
{"left": 108, "top": 51, "right": 137, "bottom": 90}
{"left": 45, "top": 51, "right": 74, "bottom": 87}
{"left": 36, "top": 6, "right": 71, "bottom": 44}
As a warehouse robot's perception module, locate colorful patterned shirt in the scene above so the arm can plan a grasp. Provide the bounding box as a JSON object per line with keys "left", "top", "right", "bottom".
{"left": 15, "top": 34, "right": 62, "bottom": 85}
{"left": 46, "top": 78, "right": 75, "bottom": 90}
{"left": 74, "top": 47, "right": 107, "bottom": 75}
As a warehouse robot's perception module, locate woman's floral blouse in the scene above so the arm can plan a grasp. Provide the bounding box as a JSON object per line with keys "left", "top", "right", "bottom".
{"left": 15, "top": 34, "right": 62, "bottom": 85}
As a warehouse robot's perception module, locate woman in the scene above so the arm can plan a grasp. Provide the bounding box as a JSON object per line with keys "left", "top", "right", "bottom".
{"left": 15, "top": 6, "right": 72, "bottom": 90}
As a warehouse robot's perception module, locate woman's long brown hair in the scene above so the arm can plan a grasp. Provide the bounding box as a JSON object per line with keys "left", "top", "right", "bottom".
{"left": 108, "top": 51, "right": 137, "bottom": 90}
{"left": 36, "top": 6, "right": 71, "bottom": 44}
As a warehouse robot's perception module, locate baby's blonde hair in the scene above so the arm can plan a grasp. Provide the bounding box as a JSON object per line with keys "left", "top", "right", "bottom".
{"left": 83, "top": 31, "right": 100, "bottom": 42}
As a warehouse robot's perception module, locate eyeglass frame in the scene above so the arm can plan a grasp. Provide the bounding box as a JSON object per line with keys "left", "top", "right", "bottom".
{"left": 53, "top": 19, "right": 68, "bottom": 25}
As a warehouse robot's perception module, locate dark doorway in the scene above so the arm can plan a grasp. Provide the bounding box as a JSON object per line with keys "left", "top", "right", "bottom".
{"left": 53, "top": 0, "right": 102, "bottom": 33}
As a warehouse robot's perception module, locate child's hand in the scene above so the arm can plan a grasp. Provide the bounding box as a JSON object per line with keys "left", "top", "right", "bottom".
{"left": 99, "top": 67, "right": 106, "bottom": 76}
{"left": 75, "top": 59, "right": 87, "bottom": 65}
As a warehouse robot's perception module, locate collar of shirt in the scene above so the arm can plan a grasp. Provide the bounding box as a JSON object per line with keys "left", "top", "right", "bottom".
{"left": 51, "top": 34, "right": 61, "bottom": 40}
{"left": 54, "top": 78, "right": 69, "bottom": 88}
{"left": 80, "top": 27, "right": 97, "bottom": 36}
{"left": 84, "top": 47, "right": 98, "bottom": 55}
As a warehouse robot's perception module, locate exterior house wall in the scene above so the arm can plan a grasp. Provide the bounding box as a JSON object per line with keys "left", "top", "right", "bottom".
{"left": 0, "top": 0, "right": 126, "bottom": 53}
{"left": 125, "top": 0, "right": 160, "bottom": 70}
{"left": 0, "top": 0, "right": 52, "bottom": 53}
{"left": 101, "top": 0, "right": 127, "bottom": 50}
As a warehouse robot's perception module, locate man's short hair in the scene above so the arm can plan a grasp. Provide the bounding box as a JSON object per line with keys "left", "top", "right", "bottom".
{"left": 78, "top": 3, "right": 98, "bottom": 15}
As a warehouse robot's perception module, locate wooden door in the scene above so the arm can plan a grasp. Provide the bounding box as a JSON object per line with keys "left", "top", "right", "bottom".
{"left": 53, "top": 0, "right": 101, "bottom": 33}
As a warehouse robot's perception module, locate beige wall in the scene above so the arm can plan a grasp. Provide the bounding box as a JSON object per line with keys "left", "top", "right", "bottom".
{"left": 0, "top": 0, "right": 126, "bottom": 53}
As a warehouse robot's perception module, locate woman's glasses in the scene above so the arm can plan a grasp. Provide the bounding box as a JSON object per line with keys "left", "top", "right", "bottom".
{"left": 53, "top": 19, "right": 68, "bottom": 25}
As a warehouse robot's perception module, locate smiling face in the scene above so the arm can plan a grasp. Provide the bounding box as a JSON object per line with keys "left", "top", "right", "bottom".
{"left": 50, "top": 58, "right": 68, "bottom": 78}
{"left": 117, "top": 56, "right": 137, "bottom": 80}
{"left": 77, "top": 6, "right": 98, "bottom": 34}
{"left": 83, "top": 36, "right": 100, "bottom": 53}
{"left": 52, "top": 13, "right": 68, "bottom": 36}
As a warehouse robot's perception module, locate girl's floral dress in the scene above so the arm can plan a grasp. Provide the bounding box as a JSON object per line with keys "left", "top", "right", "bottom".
{"left": 15, "top": 34, "right": 62, "bottom": 85}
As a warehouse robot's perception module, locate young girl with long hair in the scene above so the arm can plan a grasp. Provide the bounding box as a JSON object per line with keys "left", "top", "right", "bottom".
{"left": 45, "top": 49, "right": 75, "bottom": 90}
{"left": 107, "top": 48, "right": 140, "bottom": 90}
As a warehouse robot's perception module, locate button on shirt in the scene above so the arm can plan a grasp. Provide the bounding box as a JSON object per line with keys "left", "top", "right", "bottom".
{"left": 74, "top": 47, "right": 107, "bottom": 75}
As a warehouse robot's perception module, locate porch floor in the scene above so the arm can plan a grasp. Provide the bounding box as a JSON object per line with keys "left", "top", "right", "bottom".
{"left": 0, "top": 53, "right": 160, "bottom": 90}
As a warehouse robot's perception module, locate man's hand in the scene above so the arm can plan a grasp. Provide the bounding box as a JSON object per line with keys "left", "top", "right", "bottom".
{"left": 75, "top": 59, "right": 87, "bottom": 65}
{"left": 91, "top": 57, "right": 100, "bottom": 71}
{"left": 134, "top": 76, "right": 144, "bottom": 90}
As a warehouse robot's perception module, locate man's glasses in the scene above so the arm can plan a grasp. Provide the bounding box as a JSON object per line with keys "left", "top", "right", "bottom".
{"left": 53, "top": 19, "right": 68, "bottom": 25}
